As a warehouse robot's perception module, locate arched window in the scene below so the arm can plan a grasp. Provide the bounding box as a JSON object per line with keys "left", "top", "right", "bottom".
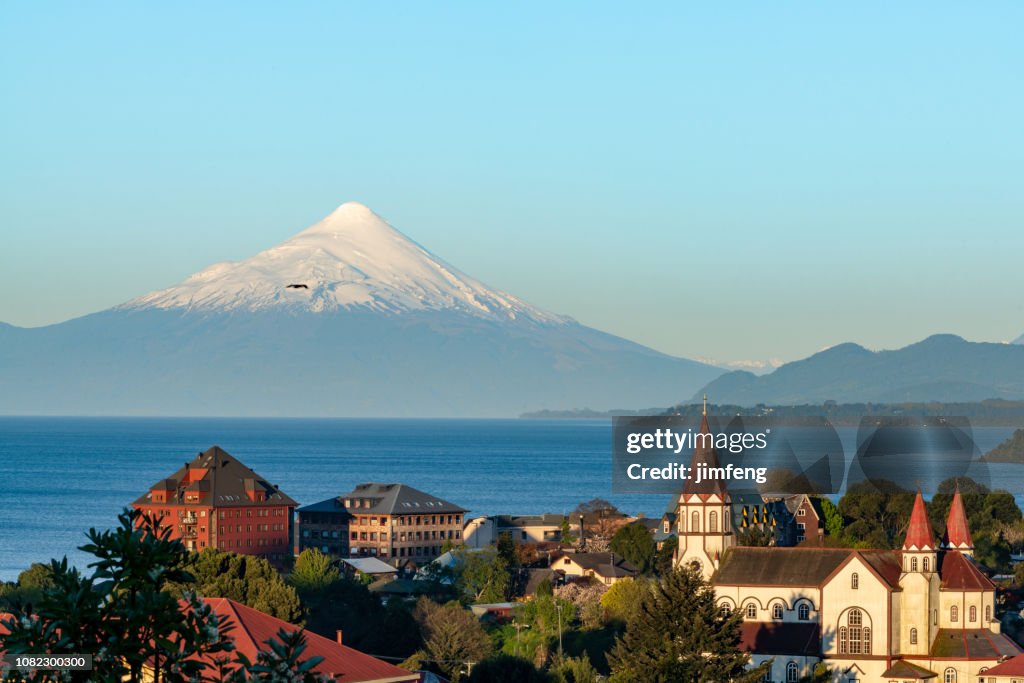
{"left": 923, "top": 557, "right": 930, "bottom": 572}
{"left": 969, "top": 605, "right": 977, "bottom": 622}
{"left": 851, "top": 572, "right": 859, "bottom": 589}
{"left": 933, "top": 609, "right": 938, "bottom": 626}
{"left": 720, "top": 601, "right": 732, "bottom": 614}
{"left": 773, "top": 603, "right": 784, "bottom": 620}
{"left": 709, "top": 511, "right": 719, "bottom": 533}
{"left": 910, "top": 627, "right": 918, "bottom": 644}
{"left": 943, "top": 667, "right": 956, "bottom": 683}
{"left": 911, "top": 556, "right": 918, "bottom": 571}
{"left": 786, "top": 661, "right": 798, "bottom": 682}
{"left": 840, "top": 609, "right": 869, "bottom": 655}
{"left": 798, "top": 603, "right": 810, "bottom": 621}
{"left": 951, "top": 605, "right": 958, "bottom": 623}
{"left": 746, "top": 602, "right": 757, "bottom": 619}
{"left": 986, "top": 605, "right": 992, "bottom": 623}
{"left": 692, "top": 511, "right": 700, "bottom": 533}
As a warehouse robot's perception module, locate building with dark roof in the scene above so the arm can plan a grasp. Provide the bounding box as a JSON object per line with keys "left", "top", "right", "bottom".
{"left": 132, "top": 446, "right": 296, "bottom": 562}
{"left": 551, "top": 550, "right": 637, "bottom": 585}
{"left": 298, "top": 483, "right": 466, "bottom": 567}
{"left": 670, "top": 403, "right": 1019, "bottom": 682}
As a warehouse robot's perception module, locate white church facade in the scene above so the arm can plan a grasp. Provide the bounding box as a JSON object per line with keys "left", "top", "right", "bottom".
{"left": 673, "top": 406, "right": 1021, "bottom": 683}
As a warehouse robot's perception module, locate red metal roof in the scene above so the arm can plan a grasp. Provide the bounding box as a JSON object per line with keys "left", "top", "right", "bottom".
{"left": 939, "top": 550, "right": 994, "bottom": 591}
{"left": 979, "top": 652, "right": 1024, "bottom": 676}
{"left": 903, "top": 489, "right": 936, "bottom": 550}
{"left": 943, "top": 484, "right": 973, "bottom": 550}
{"left": 199, "top": 598, "right": 417, "bottom": 683}
{"left": 738, "top": 622, "right": 820, "bottom": 656}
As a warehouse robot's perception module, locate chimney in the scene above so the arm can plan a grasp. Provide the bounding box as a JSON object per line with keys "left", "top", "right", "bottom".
{"left": 336, "top": 629, "right": 343, "bottom": 645}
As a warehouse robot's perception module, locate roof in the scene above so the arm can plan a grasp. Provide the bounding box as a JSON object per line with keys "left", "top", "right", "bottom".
{"left": 368, "top": 579, "right": 449, "bottom": 596}
{"left": 631, "top": 517, "right": 661, "bottom": 531}
{"left": 738, "top": 622, "right": 819, "bottom": 656}
{"left": 881, "top": 661, "right": 937, "bottom": 679}
{"left": 930, "top": 628, "right": 1021, "bottom": 659}
{"left": 716, "top": 547, "right": 900, "bottom": 589}
{"left": 683, "top": 413, "right": 727, "bottom": 498}
{"left": 341, "top": 557, "right": 398, "bottom": 575}
{"left": 134, "top": 446, "right": 297, "bottom": 508}
{"left": 943, "top": 485, "right": 974, "bottom": 549}
{"left": 903, "top": 490, "right": 936, "bottom": 550}
{"left": 199, "top": 598, "right": 417, "bottom": 682}
{"left": 980, "top": 653, "right": 1024, "bottom": 676}
{"left": 555, "top": 551, "right": 637, "bottom": 578}
{"left": 306, "top": 483, "right": 465, "bottom": 516}
{"left": 495, "top": 513, "right": 565, "bottom": 528}
{"left": 939, "top": 550, "right": 995, "bottom": 591}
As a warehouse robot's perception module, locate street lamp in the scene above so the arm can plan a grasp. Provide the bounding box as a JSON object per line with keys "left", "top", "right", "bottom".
{"left": 555, "top": 601, "right": 564, "bottom": 661}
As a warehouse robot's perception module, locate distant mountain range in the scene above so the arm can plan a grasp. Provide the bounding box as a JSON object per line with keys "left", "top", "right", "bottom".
{"left": 696, "top": 334, "right": 1024, "bottom": 406}
{"left": 0, "top": 203, "right": 722, "bottom": 417}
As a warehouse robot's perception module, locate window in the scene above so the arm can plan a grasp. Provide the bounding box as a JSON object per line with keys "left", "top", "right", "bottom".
{"left": 664, "top": 521, "right": 670, "bottom": 533}
{"left": 851, "top": 572, "right": 859, "bottom": 589}
{"left": 720, "top": 602, "right": 732, "bottom": 614}
{"left": 773, "top": 603, "right": 784, "bottom": 620}
{"left": 798, "top": 603, "right": 810, "bottom": 621}
{"left": 951, "top": 605, "right": 958, "bottom": 623}
{"left": 839, "top": 610, "right": 869, "bottom": 655}
{"left": 933, "top": 609, "right": 938, "bottom": 626}
{"left": 911, "top": 557, "right": 918, "bottom": 571}
{"left": 692, "top": 511, "right": 700, "bottom": 532}
{"left": 910, "top": 627, "right": 918, "bottom": 644}
{"left": 786, "top": 662, "right": 798, "bottom": 682}
{"left": 710, "top": 511, "right": 719, "bottom": 533}
{"left": 986, "top": 605, "right": 992, "bottom": 623}
{"left": 970, "top": 605, "right": 977, "bottom": 622}
{"left": 923, "top": 557, "right": 930, "bottom": 572}
{"left": 943, "top": 668, "right": 956, "bottom": 683}
{"left": 746, "top": 603, "right": 757, "bottom": 619}
{"left": 798, "top": 508, "right": 806, "bottom": 516}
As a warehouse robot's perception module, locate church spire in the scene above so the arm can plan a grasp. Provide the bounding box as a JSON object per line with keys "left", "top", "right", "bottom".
{"left": 683, "top": 396, "right": 725, "bottom": 497}
{"left": 902, "top": 488, "right": 935, "bottom": 551}
{"left": 943, "top": 483, "right": 973, "bottom": 551}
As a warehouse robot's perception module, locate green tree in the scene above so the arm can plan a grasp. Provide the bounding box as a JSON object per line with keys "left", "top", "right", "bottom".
{"left": 552, "top": 655, "right": 600, "bottom": 683}
{"left": 452, "top": 546, "right": 510, "bottom": 603}
{"left": 820, "top": 498, "right": 845, "bottom": 538}
{"left": 466, "top": 654, "right": 549, "bottom": 682}
{"left": 654, "top": 537, "right": 677, "bottom": 576}
{"left": 413, "top": 597, "right": 492, "bottom": 682}
{"left": 600, "top": 577, "right": 650, "bottom": 625}
{"left": 496, "top": 532, "right": 520, "bottom": 569}
{"left": 610, "top": 524, "right": 656, "bottom": 574}
{"left": 559, "top": 518, "right": 577, "bottom": 545}
{"left": 0, "top": 509, "right": 237, "bottom": 683}
{"left": 606, "top": 567, "right": 768, "bottom": 683}
{"left": 735, "top": 525, "right": 774, "bottom": 547}
{"left": 179, "top": 548, "right": 303, "bottom": 623}
{"left": 837, "top": 480, "right": 915, "bottom": 549}
{"left": 289, "top": 549, "right": 340, "bottom": 592}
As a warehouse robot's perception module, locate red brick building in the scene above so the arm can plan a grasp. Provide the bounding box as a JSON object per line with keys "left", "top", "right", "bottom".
{"left": 133, "top": 446, "right": 296, "bottom": 562}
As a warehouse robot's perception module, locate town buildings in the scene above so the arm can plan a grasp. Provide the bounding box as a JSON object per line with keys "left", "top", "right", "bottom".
{"left": 132, "top": 446, "right": 296, "bottom": 562}
{"left": 673, "top": 404, "right": 1022, "bottom": 682}
{"left": 463, "top": 513, "right": 574, "bottom": 548}
{"left": 551, "top": 550, "right": 637, "bottom": 585}
{"left": 298, "top": 483, "right": 466, "bottom": 566}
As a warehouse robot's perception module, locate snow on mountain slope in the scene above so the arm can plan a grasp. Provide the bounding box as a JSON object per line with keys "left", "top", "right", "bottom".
{"left": 123, "top": 202, "right": 566, "bottom": 323}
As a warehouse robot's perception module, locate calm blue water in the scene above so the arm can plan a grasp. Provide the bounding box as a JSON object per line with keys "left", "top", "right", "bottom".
{"left": 0, "top": 418, "right": 1021, "bottom": 581}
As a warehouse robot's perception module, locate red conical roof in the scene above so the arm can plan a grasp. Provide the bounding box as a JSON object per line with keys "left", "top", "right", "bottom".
{"left": 943, "top": 484, "right": 973, "bottom": 549}
{"left": 902, "top": 489, "right": 935, "bottom": 550}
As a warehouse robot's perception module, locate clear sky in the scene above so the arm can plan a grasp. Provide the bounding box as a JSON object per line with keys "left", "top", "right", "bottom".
{"left": 2, "top": 3, "right": 1022, "bottom": 365}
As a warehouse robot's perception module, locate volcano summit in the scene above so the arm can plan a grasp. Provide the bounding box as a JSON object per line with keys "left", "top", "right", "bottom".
{"left": 0, "top": 203, "right": 722, "bottom": 416}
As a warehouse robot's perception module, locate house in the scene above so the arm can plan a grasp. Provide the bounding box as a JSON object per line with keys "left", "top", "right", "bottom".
{"left": 463, "top": 513, "right": 573, "bottom": 548}
{"left": 976, "top": 652, "right": 1024, "bottom": 681}
{"left": 551, "top": 551, "right": 637, "bottom": 585}
{"left": 340, "top": 557, "right": 399, "bottom": 582}
{"left": 673, "top": 402, "right": 1022, "bottom": 682}
{"left": 132, "top": 446, "right": 296, "bottom": 562}
{"left": 295, "top": 495, "right": 353, "bottom": 557}
{"left": 298, "top": 483, "right": 466, "bottom": 567}
{"left": 783, "top": 493, "right": 826, "bottom": 545}
{"left": 176, "top": 597, "right": 418, "bottom": 682}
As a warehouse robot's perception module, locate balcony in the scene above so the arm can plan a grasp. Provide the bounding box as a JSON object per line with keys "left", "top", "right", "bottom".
{"left": 181, "top": 514, "right": 197, "bottom": 524}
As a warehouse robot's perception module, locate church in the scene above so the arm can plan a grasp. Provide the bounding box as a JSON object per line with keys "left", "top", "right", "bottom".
{"left": 673, "top": 405, "right": 1021, "bottom": 683}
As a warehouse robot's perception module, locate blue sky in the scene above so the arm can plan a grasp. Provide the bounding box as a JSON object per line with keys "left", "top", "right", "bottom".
{"left": 2, "top": 3, "right": 1022, "bottom": 364}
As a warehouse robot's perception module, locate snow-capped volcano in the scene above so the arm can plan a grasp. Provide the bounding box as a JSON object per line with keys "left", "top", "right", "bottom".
{"left": 0, "top": 201, "right": 725, "bottom": 417}
{"left": 125, "top": 202, "right": 563, "bottom": 323}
